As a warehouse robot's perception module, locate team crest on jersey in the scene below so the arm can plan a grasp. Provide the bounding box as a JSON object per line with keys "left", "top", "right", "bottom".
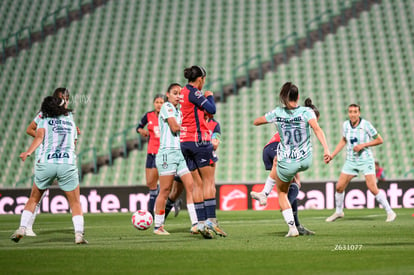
{"left": 162, "top": 162, "right": 168, "bottom": 169}
{"left": 194, "top": 90, "right": 203, "bottom": 98}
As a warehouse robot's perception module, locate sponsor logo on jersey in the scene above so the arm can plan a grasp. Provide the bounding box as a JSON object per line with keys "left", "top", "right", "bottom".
{"left": 47, "top": 152, "right": 70, "bottom": 159}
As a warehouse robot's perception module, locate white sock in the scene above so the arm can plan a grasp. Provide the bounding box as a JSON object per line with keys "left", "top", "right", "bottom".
{"left": 335, "top": 192, "right": 345, "bottom": 214}
{"left": 72, "top": 215, "right": 84, "bottom": 234}
{"left": 27, "top": 210, "right": 38, "bottom": 229}
{"left": 187, "top": 203, "right": 198, "bottom": 225}
{"left": 20, "top": 210, "right": 33, "bottom": 228}
{"left": 263, "top": 176, "right": 276, "bottom": 196}
{"left": 154, "top": 214, "right": 165, "bottom": 228}
{"left": 282, "top": 208, "right": 296, "bottom": 228}
{"left": 375, "top": 192, "right": 392, "bottom": 213}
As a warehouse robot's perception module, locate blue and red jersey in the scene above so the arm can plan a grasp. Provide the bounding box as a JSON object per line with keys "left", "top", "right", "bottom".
{"left": 137, "top": 111, "right": 160, "bottom": 154}
{"left": 264, "top": 132, "right": 280, "bottom": 148}
{"left": 179, "top": 84, "right": 216, "bottom": 143}
{"left": 206, "top": 117, "right": 221, "bottom": 138}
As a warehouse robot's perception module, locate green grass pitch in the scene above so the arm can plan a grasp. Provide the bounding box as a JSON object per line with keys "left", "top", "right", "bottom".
{"left": 1, "top": 208, "right": 413, "bottom": 274}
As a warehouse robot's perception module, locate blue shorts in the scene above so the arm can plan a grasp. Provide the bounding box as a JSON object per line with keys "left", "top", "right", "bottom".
{"left": 262, "top": 142, "right": 278, "bottom": 170}
{"left": 156, "top": 149, "right": 190, "bottom": 177}
{"left": 180, "top": 142, "right": 218, "bottom": 171}
{"left": 342, "top": 158, "right": 375, "bottom": 176}
{"left": 277, "top": 155, "right": 312, "bottom": 183}
{"left": 35, "top": 163, "right": 79, "bottom": 192}
{"left": 146, "top": 153, "right": 157, "bottom": 169}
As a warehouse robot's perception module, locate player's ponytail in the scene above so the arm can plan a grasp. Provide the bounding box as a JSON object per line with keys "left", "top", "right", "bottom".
{"left": 279, "top": 82, "right": 299, "bottom": 109}
{"left": 184, "top": 65, "right": 207, "bottom": 82}
{"left": 304, "top": 97, "right": 320, "bottom": 118}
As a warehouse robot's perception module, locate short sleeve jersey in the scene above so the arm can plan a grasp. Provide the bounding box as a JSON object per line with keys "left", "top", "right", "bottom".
{"left": 342, "top": 118, "right": 378, "bottom": 161}
{"left": 137, "top": 111, "right": 160, "bottom": 154}
{"left": 206, "top": 118, "right": 221, "bottom": 140}
{"left": 33, "top": 112, "right": 43, "bottom": 158}
{"left": 265, "top": 106, "right": 316, "bottom": 162}
{"left": 36, "top": 114, "right": 77, "bottom": 164}
{"left": 179, "top": 84, "right": 211, "bottom": 143}
{"left": 158, "top": 102, "right": 181, "bottom": 151}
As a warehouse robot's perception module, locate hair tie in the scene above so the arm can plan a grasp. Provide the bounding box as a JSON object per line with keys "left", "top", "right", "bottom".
{"left": 59, "top": 98, "right": 65, "bottom": 106}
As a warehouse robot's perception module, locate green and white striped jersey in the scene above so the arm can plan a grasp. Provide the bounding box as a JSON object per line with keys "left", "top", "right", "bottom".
{"left": 265, "top": 106, "right": 316, "bottom": 162}
{"left": 342, "top": 118, "right": 378, "bottom": 161}
{"left": 36, "top": 114, "right": 77, "bottom": 164}
{"left": 158, "top": 102, "right": 181, "bottom": 151}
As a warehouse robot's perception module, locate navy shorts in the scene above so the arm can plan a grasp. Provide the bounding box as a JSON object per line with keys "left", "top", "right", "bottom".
{"left": 180, "top": 142, "right": 218, "bottom": 171}
{"left": 146, "top": 153, "right": 157, "bottom": 169}
{"left": 262, "top": 142, "right": 278, "bottom": 170}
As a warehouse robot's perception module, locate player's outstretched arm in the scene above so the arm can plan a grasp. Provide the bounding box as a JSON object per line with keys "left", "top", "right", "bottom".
{"left": 20, "top": 128, "right": 45, "bottom": 162}
{"left": 309, "top": 118, "right": 330, "bottom": 163}
{"left": 253, "top": 116, "right": 267, "bottom": 126}
{"left": 26, "top": 121, "right": 37, "bottom": 137}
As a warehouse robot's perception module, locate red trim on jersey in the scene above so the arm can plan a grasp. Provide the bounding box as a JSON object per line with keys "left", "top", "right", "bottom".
{"left": 145, "top": 111, "right": 160, "bottom": 154}
{"left": 265, "top": 132, "right": 280, "bottom": 147}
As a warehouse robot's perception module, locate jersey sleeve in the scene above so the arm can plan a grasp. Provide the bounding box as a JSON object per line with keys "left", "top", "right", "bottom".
{"left": 342, "top": 121, "right": 348, "bottom": 138}
{"left": 264, "top": 108, "right": 278, "bottom": 123}
{"left": 303, "top": 108, "right": 316, "bottom": 122}
{"left": 137, "top": 112, "right": 148, "bottom": 130}
{"left": 188, "top": 90, "right": 216, "bottom": 114}
{"left": 160, "top": 103, "right": 176, "bottom": 121}
{"left": 33, "top": 112, "right": 42, "bottom": 124}
{"left": 37, "top": 118, "right": 46, "bottom": 130}
{"left": 365, "top": 120, "right": 378, "bottom": 138}
{"left": 211, "top": 121, "right": 221, "bottom": 140}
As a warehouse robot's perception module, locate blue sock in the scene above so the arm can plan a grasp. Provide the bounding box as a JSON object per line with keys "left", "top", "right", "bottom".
{"left": 194, "top": 202, "right": 207, "bottom": 222}
{"left": 148, "top": 187, "right": 159, "bottom": 217}
{"left": 288, "top": 183, "right": 300, "bottom": 226}
{"left": 292, "top": 199, "right": 300, "bottom": 226}
{"left": 164, "top": 198, "right": 174, "bottom": 219}
{"left": 204, "top": 198, "right": 216, "bottom": 219}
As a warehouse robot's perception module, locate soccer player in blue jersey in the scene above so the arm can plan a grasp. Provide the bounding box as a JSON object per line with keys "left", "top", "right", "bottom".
{"left": 254, "top": 82, "right": 331, "bottom": 237}
{"left": 153, "top": 83, "right": 197, "bottom": 235}
{"left": 11, "top": 96, "right": 87, "bottom": 244}
{"left": 326, "top": 104, "right": 396, "bottom": 222}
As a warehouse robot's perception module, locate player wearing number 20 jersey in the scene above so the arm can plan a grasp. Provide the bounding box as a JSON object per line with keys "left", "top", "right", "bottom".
{"left": 265, "top": 106, "right": 316, "bottom": 164}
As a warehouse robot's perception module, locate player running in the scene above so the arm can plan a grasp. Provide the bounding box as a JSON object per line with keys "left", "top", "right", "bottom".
{"left": 325, "top": 104, "right": 396, "bottom": 222}
{"left": 153, "top": 83, "right": 197, "bottom": 235}
{"left": 254, "top": 82, "right": 330, "bottom": 237}
{"left": 11, "top": 96, "right": 87, "bottom": 244}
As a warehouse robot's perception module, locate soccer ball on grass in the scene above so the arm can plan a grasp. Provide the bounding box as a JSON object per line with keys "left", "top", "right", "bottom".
{"left": 131, "top": 210, "right": 153, "bottom": 230}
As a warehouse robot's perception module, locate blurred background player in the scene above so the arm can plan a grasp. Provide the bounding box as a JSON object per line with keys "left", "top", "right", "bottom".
{"left": 180, "top": 65, "right": 226, "bottom": 238}
{"left": 12, "top": 96, "right": 87, "bottom": 244}
{"left": 136, "top": 94, "right": 165, "bottom": 217}
{"left": 326, "top": 104, "right": 396, "bottom": 222}
{"left": 24, "top": 88, "right": 80, "bottom": 237}
{"left": 375, "top": 160, "right": 386, "bottom": 181}
{"left": 253, "top": 83, "right": 330, "bottom": 237}
{"left": 153, "top": 83, "right": 197, "bottom": 235}
{"left": 251, "top": 98, "right": 319, "bottom": 236}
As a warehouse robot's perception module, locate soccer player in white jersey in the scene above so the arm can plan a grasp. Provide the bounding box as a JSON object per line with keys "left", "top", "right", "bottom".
{"left": 326, "top": 104, "right": 396, "bottom": 222}
{"left": 24, "top": 88, "right": 79, "bottom": 237}
{"left": 254, "top": 82, "right": 331, "bottom": 237}
{"left": 153, "top": 83, "right": 197, "bottom": 235}
{"left": 11, "top": 96, "right": 87, "bottom": 244}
